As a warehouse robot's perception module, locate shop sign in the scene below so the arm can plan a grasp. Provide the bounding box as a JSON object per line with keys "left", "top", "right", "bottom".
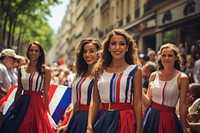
{"left": 157, "top": 0, "right": 200, "bottom": 27}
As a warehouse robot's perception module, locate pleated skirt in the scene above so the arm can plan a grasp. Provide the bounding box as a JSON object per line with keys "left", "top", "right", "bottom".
{"left": 66, "top": 111, "right": 88, "bottom": 133}
{"left": 0, "top": 91, "right": 55, "bottom": 133}
{"left": 93, "top": 103, "right": 136, "bottom": 133}
{"left": 143, "top": 102, "right": 183, "bottom": 133}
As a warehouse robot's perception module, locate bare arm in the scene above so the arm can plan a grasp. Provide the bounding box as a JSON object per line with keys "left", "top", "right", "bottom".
{"left": 43, "top": 66, "right": 51, "bottom": 111}
{"left": 57, "top": 104, "right": 76, "bottom": 133}
{"left": 86, "top": 76, "right": 100, "bottom": 132}
{"left": 179, "top": 73, "right": 189, "bottom": 133}
{"left": 142, "top": 72, "right": 155, "bottom": 107}
{"left": 133, "top": 68, "right": 142, "bottom": 133}
{"left": 188, "top": 122, "right": 200, "bottom": 131}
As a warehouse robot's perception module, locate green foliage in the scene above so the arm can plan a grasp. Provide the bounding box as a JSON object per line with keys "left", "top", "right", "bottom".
{"left": 163, "top": 30, "right": 177, "bottom": 44}
{"left": 0, "top": 0, "right": 61, "bottom": 52}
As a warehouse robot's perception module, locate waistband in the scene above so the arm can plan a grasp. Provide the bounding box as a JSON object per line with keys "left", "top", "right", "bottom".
{"left": 101, "top": 103, "right": 132, "bottom": 111}
{"left": 79, "top": 104, "right": 89, "bottom": 111}
{"left": 24, "top": 90, "right": 41, "bottom": 96}
{"left": 152, "top": 102, "right": 175, "bottom": 112}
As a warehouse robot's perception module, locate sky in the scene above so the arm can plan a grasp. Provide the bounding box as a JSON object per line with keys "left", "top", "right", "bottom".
{"left": 48, "top": 0, "right": 70, "bottom": 33}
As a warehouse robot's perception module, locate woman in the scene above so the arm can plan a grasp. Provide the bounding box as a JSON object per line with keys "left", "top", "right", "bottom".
{"left": 142, "top": 43, "right": 189, "bottom": 133}
{"left": 86, "top": 29, "right": 142, "bottom": 133}
{"left": 57, "top": 38, "right": 101, "bottom": 133}
{"left": 0, "top": 41, "right": 55, "bottom": 133}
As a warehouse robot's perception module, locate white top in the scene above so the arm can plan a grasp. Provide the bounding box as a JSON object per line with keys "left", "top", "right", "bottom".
{"left": 20, "top": 66, "right": 44, "bottom": 91}
{"left": 97, "top": 65, "right": 138, "bottom": 103}
{"left": 71, "top": 76, "right": 94, "bottom": 105}
{"left": 150, "top": 72, "right": 181, "bottom": 107}
{"left": 0, "top": 62, "right": 12, "bottom": 91}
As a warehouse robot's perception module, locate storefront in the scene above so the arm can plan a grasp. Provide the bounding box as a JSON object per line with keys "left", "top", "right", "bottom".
{"left": 125, "top": 13, "right": 157, "bottom": 53}
{"left": 157, "top": 0, "right": 200, "bottom": 52}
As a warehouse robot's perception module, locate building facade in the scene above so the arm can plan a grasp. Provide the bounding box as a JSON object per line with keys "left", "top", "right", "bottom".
{"left": 47, "top": 0, "right": 200, "bottom": 63}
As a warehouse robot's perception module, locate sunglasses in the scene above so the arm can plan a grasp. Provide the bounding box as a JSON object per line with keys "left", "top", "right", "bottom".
{"left": 9, "top": 56, "right": 17, "bottom": 61}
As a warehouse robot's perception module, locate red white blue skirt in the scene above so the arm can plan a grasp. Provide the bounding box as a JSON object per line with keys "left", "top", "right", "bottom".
{"left": 0, "top": 91, "right": 55, "bottom": 133}
{"left": 93, "top": 103, "right": 136, "bottom": 133}
{"left": 143, "top": 102, "right": 183, "bottom": 133}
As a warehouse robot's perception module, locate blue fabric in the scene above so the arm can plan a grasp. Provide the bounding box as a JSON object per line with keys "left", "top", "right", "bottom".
{"left": 93, "top": 110, "right": 119, "bottom": 133}
{"left": 143, "top": 107, "right": 183, "bottom": 133}
{"left": 0, "top": 95, "right": 30, "bottom": 133}
{"left": 67, "top": 111, "right": 88, "bottom": 133}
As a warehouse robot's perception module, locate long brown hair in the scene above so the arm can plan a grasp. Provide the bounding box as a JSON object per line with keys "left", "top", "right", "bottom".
{"left": 91, "top": 28, "right": 140, "bottom": 77}
{"left": 26, "top": 41, "right": 45, "bottom": 74}
{"left": 75, "top": 38, "right": 101, "bottom": 77}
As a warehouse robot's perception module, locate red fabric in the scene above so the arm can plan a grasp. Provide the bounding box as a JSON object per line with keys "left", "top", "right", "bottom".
{"left": 61, "top": 115, "right": 69, "bottom": 126}
{"left": 152, "top": 102, "right": 177, "bottom": 133}
{"left": 78, "top": 77, "right": 86, "bottom": 103}
{"left": 152, "top": 102, "right": 175, "bottom": 112}
{"left": 102, "top": 103, "right": 135, "bottom": 133}
{"left": 117, "top": 109, "right": 136, "bottom": 133}
{"left": 48, "top": 84, "right": 57, "bottom": 103}
{"left": 116, "top": 73, "right": 123, "bottom": 102}
{"left": 17, "top": 91, "right": 55, "bottom": 133}
{"left": 101, "top": 103, "right": 132, "bottom": 110}
{"left": 78, "top": 104, "right": 89, "bottom": 111}
{"left": 0, "top": 85, "right": 17, "bottom": 105}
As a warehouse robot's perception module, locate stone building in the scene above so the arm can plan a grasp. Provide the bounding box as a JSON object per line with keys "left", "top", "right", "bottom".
{"left": 47, "top": 0, "right": 200, "bottom": 63}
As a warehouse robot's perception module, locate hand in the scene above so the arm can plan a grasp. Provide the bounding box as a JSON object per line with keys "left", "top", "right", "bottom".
{"left": 193, "top": 111, "right": 200, "bottom": 120}
{"left": 86, "top": 127, "right": 93, "bottom": 133}
{"left": 186, "top": 93, "right": 194, "bottom": 107}
{"left": 57, "top": 126, "right": 67, "bottom": 133}
{"left": 42, "top": 64, "right": 46, "bottom": 73}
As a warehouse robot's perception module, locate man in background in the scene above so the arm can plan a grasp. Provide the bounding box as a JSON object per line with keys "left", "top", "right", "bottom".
{"left": 0, "top": 49, "right": 21, "bottom": 98}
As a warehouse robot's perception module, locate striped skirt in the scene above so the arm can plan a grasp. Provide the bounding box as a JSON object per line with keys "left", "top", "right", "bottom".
{"left": 93, "top": 103, "right": 136, "bottom": 133}
{"left": 0, "top": 91, "right": 55, "bottom": 133}
{"left": 143, "top": 102, "right": 183, "bottom": 133}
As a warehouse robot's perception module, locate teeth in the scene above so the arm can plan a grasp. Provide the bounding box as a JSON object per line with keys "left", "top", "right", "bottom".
{"left": 114, "top": 51, "right": 121, "bottom": 54}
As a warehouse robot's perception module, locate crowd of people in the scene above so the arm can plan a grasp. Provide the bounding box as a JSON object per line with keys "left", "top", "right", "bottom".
{"left": 0, "top": 28, "right": 199, "bottom": 133}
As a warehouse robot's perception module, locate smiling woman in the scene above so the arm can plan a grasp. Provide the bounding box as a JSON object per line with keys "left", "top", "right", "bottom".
{"left": 57, "top": 38, "right": 101, "bottom": 133}
{"left": 142, "top": 43, "right": 189, "bottom": 133}
{"left": 0, "top": 41, "right": 56, "bottom": 133}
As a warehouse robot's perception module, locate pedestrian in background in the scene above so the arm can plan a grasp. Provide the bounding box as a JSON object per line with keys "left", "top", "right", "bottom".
{"left": 0, "top": 49, "right": 21, "bottom": 98}
{"left": 86, "top": 29, "right": 142, "bottom": 133}
{"left": 0, "top": 41, "right": 56, "bottom": 133}
{"left": 57, "top": 38, "right": 101, "bottom": 133}
{"left": 142, "top": 43, "right": 189, "bottom": 133}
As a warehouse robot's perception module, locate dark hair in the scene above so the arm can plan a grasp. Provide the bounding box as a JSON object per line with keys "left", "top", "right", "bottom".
{"left": 157, "top": 43, "right": 182, "bottom": 71}
{"left": 189, "top": 83, "right": 200, "bottom": 99}
{"left": 26, "top": 41, "right": 45, "bottom": 74}
{"left": 180, "top": 54, "right": 186, "bottom": 65}
{"left": 75, "top": 38, "right": 101, "bottom": 77}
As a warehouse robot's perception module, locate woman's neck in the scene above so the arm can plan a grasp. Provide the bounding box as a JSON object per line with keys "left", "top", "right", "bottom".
{"left": 28, "top": 61, "right": 37, "bottom": 68}
{"left": 162, "top": 68, "right": 176, "bottom": 75}
{"left": 110, "top": 59, "right": 128, "bottom": 68}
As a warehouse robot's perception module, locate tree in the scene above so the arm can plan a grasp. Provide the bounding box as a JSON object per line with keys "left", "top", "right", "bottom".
{"left": 0, "top": 0, "right": 61, "bottom": 52}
